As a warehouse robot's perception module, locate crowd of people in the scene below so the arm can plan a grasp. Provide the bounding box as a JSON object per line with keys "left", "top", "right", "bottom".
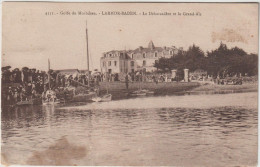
{"left": 2, "top": 66, "right": 103, "bottom": 105}
{"left": 125, "top": 72, "right": 173, "bottom": 83}
{"left": 2, "top": 67, "right": 46, "bottom": 105}
{"left": 2, "top": 66, "right": 186, "bottom": 106}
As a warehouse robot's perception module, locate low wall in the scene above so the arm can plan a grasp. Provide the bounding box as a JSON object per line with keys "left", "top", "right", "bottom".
{"left": 99, "top": 81, "right": 200, "bottom": 100}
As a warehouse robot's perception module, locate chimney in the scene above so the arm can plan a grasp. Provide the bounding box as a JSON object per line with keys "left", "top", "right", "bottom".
{"left": 163, "top": 46, "right": 166, "bottom": 50}
{"left": 139, "top": 46, "right": 143, "bottom": 51}
{"left": 148, "top": 41, "right": 155, "bottom": 49}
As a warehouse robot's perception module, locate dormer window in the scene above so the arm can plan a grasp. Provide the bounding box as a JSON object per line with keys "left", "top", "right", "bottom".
{"left": 170, "top": 51, "right": 173, "bottom": 55}
{"left": 131, "top": 54, "right": 134, "bottom": 59}
{"left": 155, "top": 52, "right": 158, "bottom": 57}
{"left": 109, "top": 54, "right": 112, "bottom": 57}
{"left": 143, "top": 53, "right": 146, "bottom": 58}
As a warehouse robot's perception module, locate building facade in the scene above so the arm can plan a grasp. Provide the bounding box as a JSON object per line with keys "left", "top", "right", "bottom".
{"left": 100, "top": 41, "right": 183, "bottom": 74}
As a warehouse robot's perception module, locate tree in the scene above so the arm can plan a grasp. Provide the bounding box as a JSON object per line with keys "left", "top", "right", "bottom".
{"left": 154, "top": 42, "right": 258, "bottom": 78}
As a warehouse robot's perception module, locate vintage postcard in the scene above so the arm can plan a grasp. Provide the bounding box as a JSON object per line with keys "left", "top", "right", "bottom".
{"left": 1, "top": 2, "right": 258, "bottom": 166}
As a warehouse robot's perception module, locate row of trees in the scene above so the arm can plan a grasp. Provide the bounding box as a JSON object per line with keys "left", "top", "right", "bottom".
{"left": 154, "top": 42, "right": 258, "bottom": 78}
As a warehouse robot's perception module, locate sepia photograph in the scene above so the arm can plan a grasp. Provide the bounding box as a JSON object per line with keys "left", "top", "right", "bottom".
{"left": 1, "top": 2, "right": 258, "bottom": 166}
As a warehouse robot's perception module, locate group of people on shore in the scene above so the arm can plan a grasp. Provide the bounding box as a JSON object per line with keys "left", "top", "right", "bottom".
{"left": 2, "top": 67, "right": 46, "bottom": 105}
{"left": 2, "top": 66, "right": 103, "bottom": 105}
{"left": 105, "top": 72, "right": 172, "bottom": 83}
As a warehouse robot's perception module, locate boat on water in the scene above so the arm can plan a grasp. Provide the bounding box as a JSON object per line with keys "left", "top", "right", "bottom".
{"left": 42, "top": 89, "right": 61, "bottom": 105}
{"left": 130, "top": 89, "right": 154, "bottom": 96}
{"left": 16, "top": 100, "right": 33, "bottom": 106}
{"left": 41, "top": 21, "right": 99, "bottom": 104}
{"left": 16, "top": 97, "right": 42, "bottom": 106}
{"left": 91, "top": 74, "right": 112, "bottom": 102}
{"left": 92, "top": 93, "right": 112, "bottom": 102}
{"left": 130, "top": 90, "right": 147, "bottom": 96}
{"left": 71, "top": 21, "right": 101, "bottom": 102}
{"left": 71, "top": 91, "right": 97, "bottom": 102}
{"left": 141, "top": 89, "right": 155, "bottom": 95}
{"left": 130, "top": 71, "right": 155, "bottom": 97}
{"left": 42, "top": 99, "right": 61, "bottom": 105}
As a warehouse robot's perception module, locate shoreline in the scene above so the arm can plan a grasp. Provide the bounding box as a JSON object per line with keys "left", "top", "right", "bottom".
{"left": 2, "top": 81, "right": 257, "bottom": 107}
{"left": 98, "top": 81, "right": 258, "bottom": 100}
{"left": 190, "top": 82, "right": 258, "bottom": 92}
{"left": 99, "top": 82, "right": 200, "bottom": 100}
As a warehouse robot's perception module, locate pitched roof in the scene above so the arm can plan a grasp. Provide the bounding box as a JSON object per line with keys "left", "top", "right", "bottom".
{"left": 103, "top": 42, "right": 181, "bottom": 56}
{"left": 103, "top": 50, "right": 127, "bottom": 54}
{"left": 79, "top": 70, "right": 91, "bottom": 73}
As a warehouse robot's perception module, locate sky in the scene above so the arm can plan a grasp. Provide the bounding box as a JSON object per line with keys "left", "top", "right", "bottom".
{"left": 2, "top": 2, "right": 258, "bottom": 71}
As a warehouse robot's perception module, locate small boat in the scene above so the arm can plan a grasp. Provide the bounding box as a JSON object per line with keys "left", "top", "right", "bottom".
{"left": 92, "top": 96, "right": 102, "bottom": 102}
{"left": 130, "top": 90, "right": 147, "bottom": 96}
{"left": 141, "top": 89, "right": 155, "bottom": 95}
{"left": 42, "top": 89, "right": 60, "bottom": 105}
{"left": 16, "top": 100, "right": 33, "bottom": 106}
{"left": 130, "top": 89, "right": 154, "bottom": 96}
{"left": 92, "top": 71, "right": 112, "bottom": 102}
{"left": 42, "top": 100, "right": 60, "bottom": 105}
{"left": 101, "top": 94, "right": 112, "bottom": 102}
{"left": 92, "top": 94, "right": 112, "bottom": 102}
{"left": 71, "top": 91, "right": 97, "bottom": 102}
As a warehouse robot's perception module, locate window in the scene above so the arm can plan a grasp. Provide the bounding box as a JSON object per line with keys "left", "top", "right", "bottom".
{"left": 109, "top": 54, "right": 112, "bottom": 57}
{"left": 131, "top": 61, "right": 134, "bottom": 66}
{"left": 131, "top": 54, "right": 134, "bottom": 59}
{"left": 114, "top": 61, "right": 117, "bottom": 66}
{"left": 143, "top": 60, "right": 146, "bottom": 66}
{"left": 143, "top": 53, "right": 146, "bottom": 58}
{"left": 108, "top": 61, "right": 111, "bottom": 66}
{"left": 170, "top": 51, "right": 173, "bottom": 55}
{"left": 155, "top": 52, "right": 158, "bottom": 57}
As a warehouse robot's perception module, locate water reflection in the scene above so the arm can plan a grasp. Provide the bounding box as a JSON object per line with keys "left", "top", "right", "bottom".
{"left": 1, "top": 92, "right": 258, "bottom": 166}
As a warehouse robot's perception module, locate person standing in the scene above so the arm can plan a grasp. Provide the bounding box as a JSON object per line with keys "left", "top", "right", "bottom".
{"left": 7, "top": 87, "right": 13, "bottom": 104}
{"left": 125, "top": 73, "right": 129, "bottom": 90}
{"left": 13, "top": 89, "right": 18, "bottom": 103}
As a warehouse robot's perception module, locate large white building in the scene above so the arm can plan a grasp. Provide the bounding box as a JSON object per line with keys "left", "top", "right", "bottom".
{"left": 100, "top": 41, "right": 183, "bottom": 74}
